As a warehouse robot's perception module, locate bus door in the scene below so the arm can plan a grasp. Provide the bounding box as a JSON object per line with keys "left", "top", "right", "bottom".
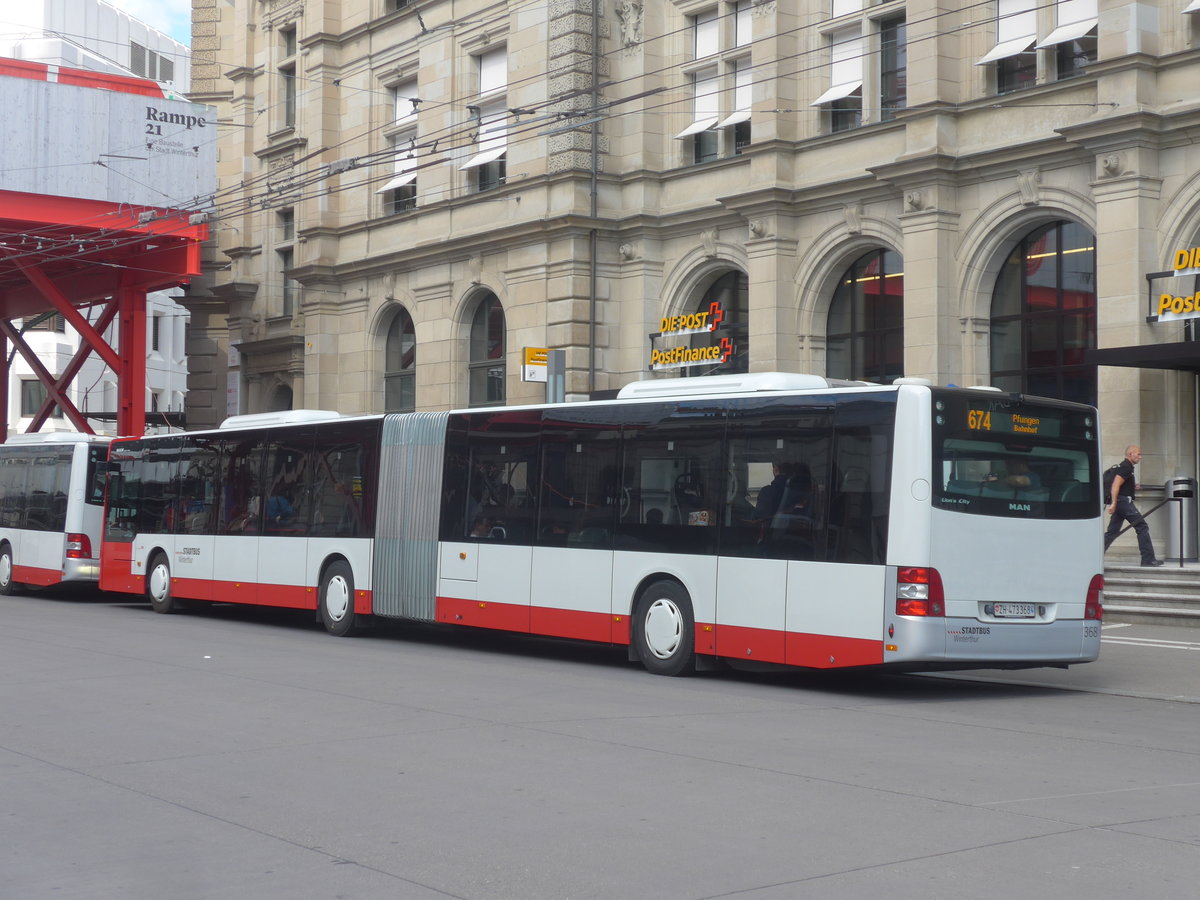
{"left": 213, "top": 434, "right": 267, "bottom": 605}
{"left": 169, "top": 435, "right": 220, "bottom": 601}
{"left": 101, "top": 442, "right": 143, "bottom": 594}
{"left": 719, "top": 399, "right": 834, "bottom": 666}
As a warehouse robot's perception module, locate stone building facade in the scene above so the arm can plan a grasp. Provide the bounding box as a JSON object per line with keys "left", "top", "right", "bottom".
{"left": 184, "top": 0, "right": 1200, "bottom": 502}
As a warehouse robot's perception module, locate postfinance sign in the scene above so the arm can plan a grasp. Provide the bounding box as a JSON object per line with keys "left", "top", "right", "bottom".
{"left": 1153, "top": 247, "right": 1200, "bottom": 322}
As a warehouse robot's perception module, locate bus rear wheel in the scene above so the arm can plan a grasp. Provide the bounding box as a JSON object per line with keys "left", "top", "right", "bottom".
{"left": 633, "top": 580, "right": 695, "bottom": 676}
{"left": 146, "top": 552, "right": 179, "bottom": 614}
{"left": 319, "top": 560, "right": 359, "bottom": 636}
{"left": 0, "top": 544, "right": 16, "bottom": 596}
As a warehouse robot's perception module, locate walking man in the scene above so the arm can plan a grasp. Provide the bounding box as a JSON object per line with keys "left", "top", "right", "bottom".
{"left": 1104, "top": 445, "right": 1164, "bottom": 566}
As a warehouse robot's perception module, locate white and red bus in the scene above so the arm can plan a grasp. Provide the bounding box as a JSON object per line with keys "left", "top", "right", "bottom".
{"left": 0, "top": 432, "right": 111, "bottom": 594}
{"left": 99, "top": 374, "right": 1103, "bottom": 674}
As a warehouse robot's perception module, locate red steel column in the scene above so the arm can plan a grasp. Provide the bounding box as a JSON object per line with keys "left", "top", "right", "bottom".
{"left": 0, "top": 330, "right": 7, "bottom": 442}
{"left": 117, "top": 286, "right": 147, "bottom": 437}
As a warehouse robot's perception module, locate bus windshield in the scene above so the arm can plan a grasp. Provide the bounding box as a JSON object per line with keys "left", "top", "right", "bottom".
{"left": 931, "top": 389, "right": 1098, "bottom": 520}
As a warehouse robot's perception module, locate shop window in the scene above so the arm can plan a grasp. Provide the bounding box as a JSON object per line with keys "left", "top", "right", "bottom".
{"left": 990, "top": 221, "right": 1097, "bottom": 405}
{"left": 826, "top": 249, "right": 904, "bottom": 384}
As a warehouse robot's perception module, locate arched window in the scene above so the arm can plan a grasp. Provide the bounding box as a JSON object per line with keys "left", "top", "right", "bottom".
{"left": 826, "top": 249, "right": 904, "bottom": 383}
{"left": 468, "top": 292, "right": 506, "bottom": 406}
{"left": 384, "top": 307, "right": 416, "bottom": 413}
{"left": 267, "top": 385, "right": 293, "bottom": 412}
{"left": 689, "top": 270, "right": 749, "bottom": 374}
{"left": 990, "top": 221, "right": 1096, "bottom": 404}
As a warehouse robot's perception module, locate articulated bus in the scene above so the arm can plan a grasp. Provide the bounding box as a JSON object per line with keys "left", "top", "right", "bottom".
{"left": 0, "top": 432, "right": 111, "bottom": 594}
{"left": 98, "top": 373, "right": 1103, "bottom": 674}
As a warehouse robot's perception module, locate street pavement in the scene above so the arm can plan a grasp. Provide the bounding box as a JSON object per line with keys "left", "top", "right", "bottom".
{"left": 1, "top": 587, "right": 1198, "bottom": 900}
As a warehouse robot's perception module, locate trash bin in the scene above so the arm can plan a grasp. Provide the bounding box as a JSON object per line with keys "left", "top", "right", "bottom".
{"left": 1165, "top": 475, "right": 1198, "bottom": 562}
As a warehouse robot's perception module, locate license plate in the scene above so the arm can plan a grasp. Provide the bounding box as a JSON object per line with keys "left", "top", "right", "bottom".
{"left": 993, "top": 602, "right": 1036, "bottom": 618}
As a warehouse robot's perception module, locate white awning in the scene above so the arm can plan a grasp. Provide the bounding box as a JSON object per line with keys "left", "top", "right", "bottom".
{"left": 1036, "top": 18, "right": 1097, "bottom": 47}
{"left": 811, "top": 80, "right": 862, "bottom": 106}
{"left": 674, "top": 117, "right": 718, "bottom": 139}
{"left": 976, "top": 35, "right": 1036, "bottom": 65}
{"left": 375, "top": 171, "right": 418, "bottom": 193}
{"left": 458, "top": 146, "right": 507, "bottom": 170}
{"left": 1186, "top": 0, "right": 1200, "bottom": 12}
{"left": 718, "top": 109, "right": 751, "bottom": 128}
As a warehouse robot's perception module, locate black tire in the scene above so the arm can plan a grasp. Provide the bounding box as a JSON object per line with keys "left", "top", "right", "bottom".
{"left": 146, "top": 552, "right": 179, "bottom": 614}
{"left": 0, "top": 544, "right": 16, "bottom": 596}
{"left": 633, "top": 580, "right": 695, "bottom": 676}
{"left": 319, "top": 560, "right": 358, "bottom": 636}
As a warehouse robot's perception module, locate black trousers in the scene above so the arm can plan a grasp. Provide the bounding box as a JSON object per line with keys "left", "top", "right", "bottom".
{"left": 1104, "top": 496, "right": 1157, "bottom": 563}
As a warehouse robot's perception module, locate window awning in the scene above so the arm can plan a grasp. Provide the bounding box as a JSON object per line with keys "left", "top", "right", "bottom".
{"left": 811, "top": 80, "right": 862, "bottom": 106}
{"left": 718, "top": 109, "right": 751, "bottom": 127}
{"left": 375, "top": 171, "right": 418, "bottom": 193}
{"left": 1186, "top": 0, "right": 1200, "bottom": 12}
{"left": 459, "top": 146, "right": 507, "bottom": 170}
{"left": 674, "top": 116, "right": 718, "bottom": 139}
{"left": 1037, "top": 18, "right": 1097, "bottom": 48}
{"left": 976, "top": 35, "right": 1036, "bottom": 65}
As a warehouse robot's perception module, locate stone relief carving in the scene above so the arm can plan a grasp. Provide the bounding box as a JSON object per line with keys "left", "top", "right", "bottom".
{"left": 618, "top": 243, "right": 638, "bottom": 260}
{"left": 701, "top": 228, "right": 718, "bottom": 258}
{"left": 615, "top": 1, "right": 643, "bottom": 47}
{"left": 844, "top": 204, "right": 863, "bottom": 233}
{"left": 1099, "top": 153, "right": 1123, "bottom": 178}
{"left": 752, "top": 0, "right": 777, "bottom": 15}
{"left": 748, "top": 220, "right": 768, "bottom": 238}
{"left": 1017, "top": 169, "right": 1040, "bottom": 207}
{"left": 903, "top": 190, "right": 924, "bottom": 212}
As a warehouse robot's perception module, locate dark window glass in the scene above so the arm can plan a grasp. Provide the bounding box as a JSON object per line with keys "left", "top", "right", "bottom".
{"left": 827, "top": 249, "right": 904, "bottom": 384}
{"left": 138, "top": 437, "right": 182, "bottom": 534}
{"left": 537, "top": 412, "right": 621, "bottom": 548}
{"left": 20, "top": 380, "right": 62, "bottom": 418}
{"left": 879, "top": 18, "right": 906, "bottom": 121}
{"left": 468, "top": 293, "right": 506, "bottom": 407}
{"left": 0, "top": 454, "right": 27, "bottom": 528}
{"left": 990, "top": 221, "right": 1097, "bottom": 404}
{"left": 308, "top": 422, "right": 380, "bottom": 538}
{"left": 458, "top": 411, "right": 540, "bottom": 543}
{"left": 687, "top": 270, "right": 748, "bottom": 375}
{"left": 23, "top": 451, "right": 71, "bottom": 531}
{"left": 384, "top": 308, "right": 416, "bottom": 413}
{"left": 177, "top": 436, "right": 221, "bottom": 535}
{"left": 86, "top": 445, "right": 108, "bottom": 506}
{"left": 997, "top": 52, "right": 1036, "bottom": 93}
{"left": 733, "top": 120, "right": 751, "bottom": 154}
{"left": 722, "top": 398, "right": 835, "bottom": 560}
{"left": 1056, "top": 32, "right": 1096, "bottom": 81}
{"left": 828, "top": 405, "right": 894, "bottom": 564}
{"left": 219, "top": 436, "right": 266, "bottom": 535}
{"left": 104, "top": 443, "right": 142, "bottom": 543}
{"left": 387, "top": 182, "right": 417, "bottom": 213}
{"left": 830, "top": 92, "right": 862, "bottom": 132}
{"left": 263, "top": 430, "right": 314, "bottom": 536}
{"left": 693, "top": 130, "right": 718, "bottom": 164}
{"left": 614, "top": 401, "right": 726, "bottom": 555}
{"left": 281, "top": 65, "right": 296, "bottom": 127}
{"left": 932, "top": 390, "right": 1099, "bottom": 520}
{"left": 475, "top": 155, "right": 506, "bottom": 192}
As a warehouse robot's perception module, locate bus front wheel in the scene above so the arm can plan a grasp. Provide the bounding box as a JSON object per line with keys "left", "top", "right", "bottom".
{"left": 319, "top": 560, "right": 359, "bottom": 637}
{"left": 0, "top": 544, "right": 16, "bottom": 596}
{"left": 633, "top": 580, "right": 695, "bottom": 676}
{"left": 146, "top": 553, "right": 178, "bottom": 614}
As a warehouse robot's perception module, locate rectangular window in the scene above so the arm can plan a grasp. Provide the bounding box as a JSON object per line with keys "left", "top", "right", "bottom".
{"left": 278, "top": 248, "right": 295, "bottom": 317}
{"left": 693, "top": 9, "right": 719, "bottom": 58}
{"left": 977, "top": 0, "right": 1037, "bottom": 93}
{"left": 675, "top": 68, "right": 720, "bottom": 161}
{"left": 478, "top": 47, "right": 506, "bottom": 95}
{"left": 130, "top": 41, "right": 147, "bottom": 77}
{"left": 20, "top": 380, "right": 62, "bottom": 418}
{"left": 379, "top": 137, "right": 418, "bottom": 210}
{"left": 151, "top": 315, "right": 160, "bottom": 352}
{"left": 393, "top": 80, "right": 418, "bottom": 125}
{"left": 735, "top": 1, "right": 752, "bottom": 47}
{"left": 813, "top": 27, "right": 863, "bottom": 132}
{"left": 281, "top": 27, "right": 297, "bottom": 58}
{"left": 1038, "top": 0, "right": 1098, "bottom": 80}
{"left": 831, "top": 0, "right": 863, "bottom": 16}
{"left": 460, "top": 105, "right": 507, "bottom": 192}
{"left": 720, "top": 61, "right": 752, "bottom": 153}
{"left": 879, "top": 18, "right": 906, "bottom": 121}
{"left": 279, "top": 208, "right": 294, "bottom": 241}
{"left": 281, "top": 65, "right": 296, "bottom": 126}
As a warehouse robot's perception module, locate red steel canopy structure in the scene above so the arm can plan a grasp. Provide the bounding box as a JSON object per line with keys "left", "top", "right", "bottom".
{"left": 0, "top": 59, "right": 214, "bottom": 438}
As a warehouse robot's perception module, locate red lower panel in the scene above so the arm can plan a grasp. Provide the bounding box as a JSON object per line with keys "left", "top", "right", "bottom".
{"left": 785, "top": 632, "right": 884, "bottom": 668}
{"left": 172, "top": 576, "right": 216, "bottom": 603}
{"left": 355, "top": 589, "right": 372, "bottom": 615}
{"left": 713, "top": 624, "right": 787, "bottom": 665}
{"left": 530, "top": 606, "right": 612, "bottom": 643}
{"left": 13, "top": 565, "right": 62, "bottom": 587}
{"left": 437, "top": 595, "right": 530, "bottom": 633}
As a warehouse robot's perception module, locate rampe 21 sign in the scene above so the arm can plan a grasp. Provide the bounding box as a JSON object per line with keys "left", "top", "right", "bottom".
{"left": 648, "top": 301, "right": 734, "bottom": 371}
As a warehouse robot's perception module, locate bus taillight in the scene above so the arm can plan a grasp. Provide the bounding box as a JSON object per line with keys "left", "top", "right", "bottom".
{"left": 1085, "top": 574, "right": 1104, "bottom": 621}
{"left": 896, "top": 566, "right": 945, "bottom": 617}
{"left": 66, "top": 533, "right": 92, "bottom": 559}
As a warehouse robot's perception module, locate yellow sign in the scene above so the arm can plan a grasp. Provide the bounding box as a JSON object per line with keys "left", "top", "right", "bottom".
{"left": 522, "top": 347, "right": 549, "bottom": 383}
{"left": 1173, "top": 247, "right": 1200, "bottom": 271}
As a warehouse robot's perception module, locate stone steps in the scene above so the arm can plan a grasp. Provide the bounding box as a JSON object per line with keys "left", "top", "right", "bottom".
{"left": 1103, "top": 562, "right": 1200, "bottom": 627}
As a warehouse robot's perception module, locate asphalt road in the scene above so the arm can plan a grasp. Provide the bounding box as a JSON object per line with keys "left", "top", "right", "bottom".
{"left": 2, "top": 587, "right": 1199, "bottom": 899}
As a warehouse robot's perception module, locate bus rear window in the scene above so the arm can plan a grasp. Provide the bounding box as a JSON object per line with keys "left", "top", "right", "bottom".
{"left": 931, "top": 391, "right": 1099, "bottom": 520}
